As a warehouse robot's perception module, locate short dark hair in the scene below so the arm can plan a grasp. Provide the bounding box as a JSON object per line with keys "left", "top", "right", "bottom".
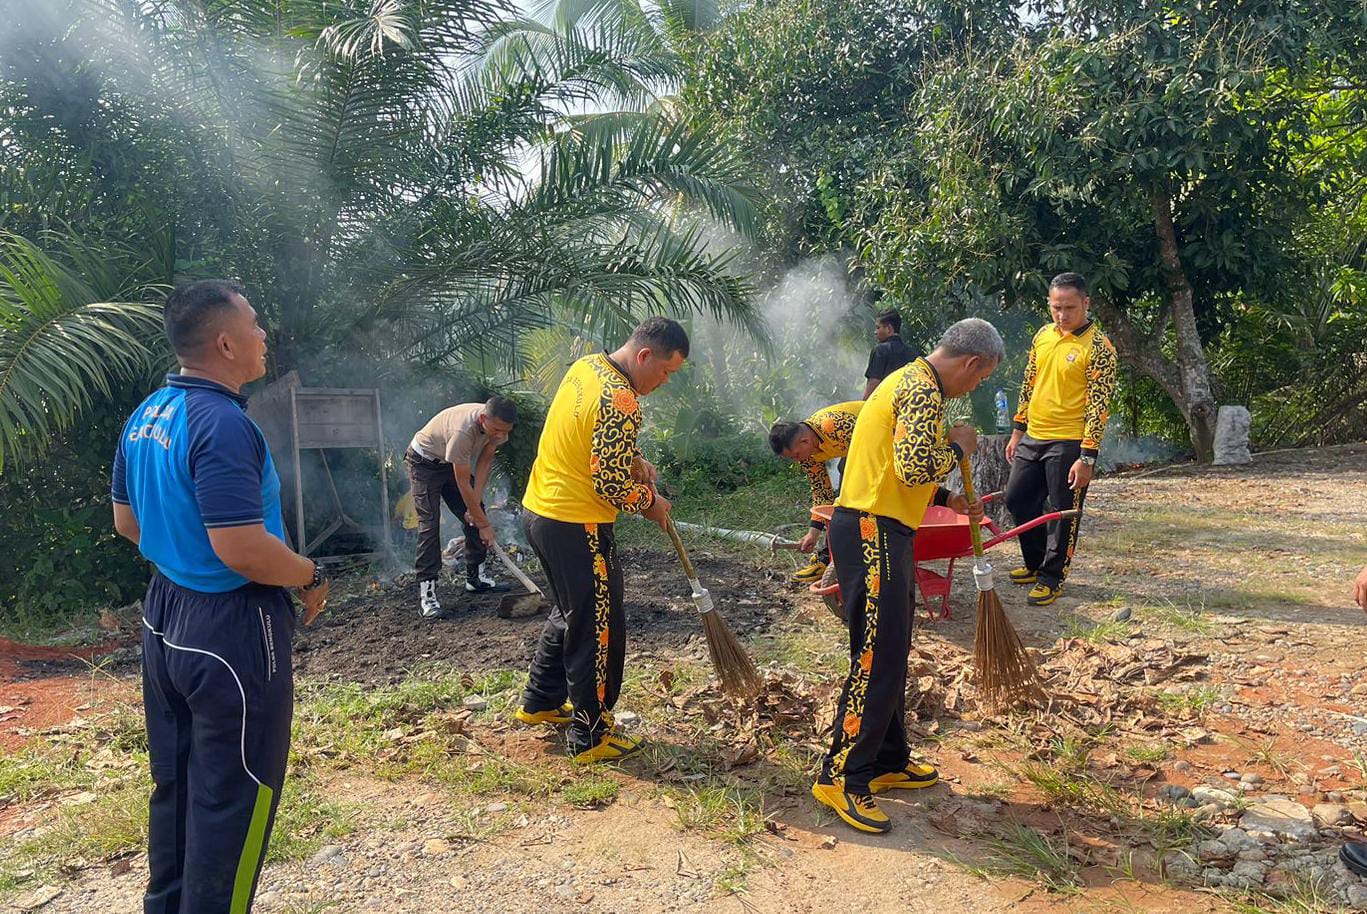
{"left": 768, "top": 420, "right": 804, "bottom": 456}
{"left": 875, "top": 309, "right": 901, "bottom": 333}
{"left": 485, "top": 395, "right": 518, "bottom": 424}
{"left": 1049, "top": 272, "right": 1088, "bottom": 296}
{"left": 628, "top": 316, "right": 689, "bottom": 358}
{"left": 163, "top": 279, "right": 246, "bottom": 355}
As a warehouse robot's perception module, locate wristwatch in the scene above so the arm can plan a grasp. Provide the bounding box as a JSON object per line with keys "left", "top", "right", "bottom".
{"left": 1079, "top": 455, "right": 1096, "bottom": 467}
{"left": 302, "top": 563, "right": 327, "bottom": 591}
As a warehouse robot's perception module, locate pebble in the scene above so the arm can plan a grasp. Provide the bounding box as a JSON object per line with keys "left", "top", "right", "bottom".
{"left": 422, "top": 838, "right": 453, "bottom": 856}
{"left": 615, "top": 710, "right": 640, "bottom": 725}
{"left": 309, "top": 845, "right": 345, "bottom": 866}
{"left": 1192, "top": 785, "right": 1239, "bottom": 809}
{"left": 1111, "top": 606, "right": 1132, "bottom": 622}
{"left": 1240, "top": 797, "right": 1319, "bottom": 841}
{"left": 1172, "top": 760, "right": 1193, "bottom": 773}
{"left": 1313, "top": 803, "right": 1353, "bottom": 826}
{"left": 462, "top": 696, "right": 489, "bottom": 712}
{"left": 486, "top": 802, "right": 509, "bottom": 814}
{"left": 1241, "top": 773, "right": 1263, "bottom": 787}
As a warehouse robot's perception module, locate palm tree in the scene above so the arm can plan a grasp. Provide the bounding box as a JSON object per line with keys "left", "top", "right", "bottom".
{"left": 0, "top": 232, "right": 166, "bottom": 472}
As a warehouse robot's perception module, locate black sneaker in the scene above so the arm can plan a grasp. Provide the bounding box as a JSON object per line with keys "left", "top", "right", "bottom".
{"left": 421, "top": 605, "right": 461, "bottom": 620}
{"left": 465, "top": 579, "right": 511, "bottom": 594}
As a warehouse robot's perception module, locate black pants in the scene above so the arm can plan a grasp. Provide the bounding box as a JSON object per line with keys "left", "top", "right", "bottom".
{"left": 521, "top": 512, "right": 624, "bottom": 753}
{"left": 405, "top": 448, "right": 485, "bottom": 583}
{"left": 821, "top": 507, "right": 914, "bottom": 795}
{"left": 141, "top": 573, "right": 295, "bottom": 914}
{"left": 1004, "top": 436, "right": 1088, "bottom": 586}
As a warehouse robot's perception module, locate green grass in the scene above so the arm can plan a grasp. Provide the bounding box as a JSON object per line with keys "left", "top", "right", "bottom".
{"left": 1018, "top": 762, "right": 1133, "bottom": 822}
{"left": 1231, "top": 873, "right": 1347, "bottom": 913}
{"left": 560, "top": 773, "right": 621, "bottom": 809}
{"left": 1153, "top": 685, "right": 1223, "bottom": 716}
{"left": 960, "top": 823, "right": 1081, "bottom": 894}
{"left": 1140, "top": 598, "right": 1215, "bottom": 636}
{"left": 1123, "top": 743, "right": 1171, "bottom": 764}
{"left": 668, "top": 784, "right": 770, "bottom": 845}
{"left": 267, "top": 773, "right": 360, "bottom": 863}
{"left": 1061, "top": 615, "right": 1133, "bottom": 643}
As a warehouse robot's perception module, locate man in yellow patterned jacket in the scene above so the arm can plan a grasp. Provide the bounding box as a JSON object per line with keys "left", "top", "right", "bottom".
{"left": 516, "top": 318, "right": 683, "bottom": 762}
{"left": 1004, "top": 273, "right": 1118, "bottom": 606}
{"left": 768, "top": 401, "right": 864, "bottom": 582}
{"left": 812, "top": 319, "right": 1000, "bottom": 834}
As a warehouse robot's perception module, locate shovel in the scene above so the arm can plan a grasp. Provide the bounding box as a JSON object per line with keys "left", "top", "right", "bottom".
{"left": 490, "top": 542, "right": 549, "bottom": 618}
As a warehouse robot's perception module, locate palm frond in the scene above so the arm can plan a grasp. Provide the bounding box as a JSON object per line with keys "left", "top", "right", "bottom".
{"left": 0, "top": 232, "right": 165, "bottom": 472}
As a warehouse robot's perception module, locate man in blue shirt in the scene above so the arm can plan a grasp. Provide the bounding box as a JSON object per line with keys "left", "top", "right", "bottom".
{"left": 112, "top": 279, "right": 329, "bottom": 914}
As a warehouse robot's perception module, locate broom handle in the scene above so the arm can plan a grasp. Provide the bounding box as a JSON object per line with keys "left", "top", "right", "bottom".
{"left": 959, "top": 457, "right": 986, "bottom": 560}
{"left": 664, "top": 516, "right": 699, "bottom": 580}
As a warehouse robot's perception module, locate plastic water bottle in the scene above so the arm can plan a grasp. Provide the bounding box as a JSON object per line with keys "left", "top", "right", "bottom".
{"left": 994, "top": 389, "right": 1010, "bottom": 433}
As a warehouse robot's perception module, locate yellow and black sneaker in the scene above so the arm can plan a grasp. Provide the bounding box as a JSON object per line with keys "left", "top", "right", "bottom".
{"left": 514, "top": 701, "right": 574, "bottom": 726}
{"left": 572, "top": 730, "right": 643, "bottom": 764}
{"left": 811, "top": 781, "right": 891, "bottom": 833}
{"left": 1008, "top": 567, "right": 1038, "bottom": 585}
{"left": 791, "top": 560, "right": 827, "bottom": 583}
{"left": 869, "top": 762, "right": 939, "bottom": 794}
{"left": 1027, "top": 582, "right": 1062, "bottom": 606}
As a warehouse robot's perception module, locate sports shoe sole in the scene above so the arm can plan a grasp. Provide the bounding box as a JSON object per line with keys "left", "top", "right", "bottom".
{"left": 869, "top": 769, "right": 939, "bottom": 794}
{"left": 810, "top": 783, "right": 890, "bottom": 833}
{"left": 1027, "top": 590, "right": 1061, "bottom": 606}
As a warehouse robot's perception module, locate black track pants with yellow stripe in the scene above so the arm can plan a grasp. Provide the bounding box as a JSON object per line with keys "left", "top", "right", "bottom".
{"left": 821, "top": 507, "right": 914, "bottom": 795}
{"left": 521, "top": 511, "right": 624, "bottom": 753}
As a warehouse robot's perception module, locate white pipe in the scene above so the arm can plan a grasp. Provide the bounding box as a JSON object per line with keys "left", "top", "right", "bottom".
{"left": 669, "top": 519, "right": 798, "bottom": 550}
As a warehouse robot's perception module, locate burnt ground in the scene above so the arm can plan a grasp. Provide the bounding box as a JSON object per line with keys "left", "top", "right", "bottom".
{"left": 294, "top": 546, "right": 796, "bottom": 684}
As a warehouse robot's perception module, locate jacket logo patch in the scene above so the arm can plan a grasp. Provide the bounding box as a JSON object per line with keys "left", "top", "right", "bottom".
{"left": 1066, "top": 349, "right": 1079, "bottom": 363}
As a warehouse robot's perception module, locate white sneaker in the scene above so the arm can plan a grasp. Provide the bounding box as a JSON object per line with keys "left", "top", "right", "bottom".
{"left": 420, "top": 580, "right": 444, "bottom": 617}
{"left": 465, "top": 563, "right": 510, "bottom": 594}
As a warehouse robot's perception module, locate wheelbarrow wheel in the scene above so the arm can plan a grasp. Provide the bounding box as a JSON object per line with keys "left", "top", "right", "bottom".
{"left": 819, "top": 563, "right": 845, "bottom": 624}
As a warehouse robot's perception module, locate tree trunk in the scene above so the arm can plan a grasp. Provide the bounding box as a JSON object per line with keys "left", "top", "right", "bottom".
{"left": 945, "top": 434, "right": 1013, "bottom": 528}
{"left": 1150, "top": 188, "right": 1219, "bottom": 462}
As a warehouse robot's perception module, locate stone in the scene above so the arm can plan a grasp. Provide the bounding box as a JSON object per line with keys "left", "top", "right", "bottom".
{"left": 1213, "top": 406, "right": 1253, "bottom": 465}
{"left": 1192, "top": 803, "right": 1220, "bottom": 822}
{"left": 1111, "top": 606, "right": 1133, "bottom": 622}
{"left": 1347, "top": 885, "right": 1367, "bottom": 909}
{"left": 486, "top": 802, "right": 508, "bottom": 814}
{"left": 15, "top": 886, "right": 62, "bottom": 911}
{"left": 1241, "top": 773, "right": 1264, "bottom": 787}
{"left": 614, "top": 710, "right": 640, "bottom": 725}
{"left": 423, "top": 838, "right": 453, "bottom": 856}
{"left": 1240, "top": 797, "right": 1319, "bottom": 841}
{"left": 462, "top": 696, "right": 489, "bottom": 712}
{"left": 1313, "top": 803, "right": 1353, "bottom": 826}
{"left": 1219, "top": 827, "right": 1257, "bottom": 850}
{"left": 1349, "top": 801, "right": 1367, "bottom": 823}
{"left": 309, "top": 845, "right": 345, "bottom": 866}
{"left": 1172, "top": 760, "right": 1194, "bottom": 773}
{"left": 1193, "top": 785, "right": 1239, "bottom": 809}
{"left": 1237, "top": 847, "right": 1269, "bottom": 863}
{"left": 1161, "top": 784, "right": 1193, "bottom": 802}
{"left": 1163, "top": 852, "right": 1200, "bottom": 880}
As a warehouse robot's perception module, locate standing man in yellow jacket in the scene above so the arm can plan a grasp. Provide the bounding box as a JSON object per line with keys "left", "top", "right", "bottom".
{"left": 1005, "top": 273, "right": 1118, "bottom": 606}
{"left": 516, "top": 318, "right": 683, "bottom": 762}
{"left": 768, "top": 400, "right": 865, "bottom": 582}
{"left": 812, "top": 319, "right": 1001, "bottom": 834}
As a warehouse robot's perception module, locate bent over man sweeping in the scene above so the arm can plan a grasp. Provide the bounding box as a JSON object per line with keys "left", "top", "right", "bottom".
{"left": 768, "top": 400, "right": 865, "bottom": 583}
{"left": 516, "top": 317, "right": 683, "bottom": 761}
{"left": 813, "top": 318, "right": 1001, "bottom": 834}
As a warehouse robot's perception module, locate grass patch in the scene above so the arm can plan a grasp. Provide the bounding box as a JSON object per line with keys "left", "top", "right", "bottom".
{"left": 561, "top": 773, "right": 621, "bottom": 809}
{"left": 1141, "top": 599, "right": 1215, "bottom": 636}
{"left": 1231, "top": 872, "right": 1347, "bottom": 913}
{"left": 1153, "top": 685, "right": 1223, "bottom": 716}
{"left": 1061, "top": 615, "right": 1132, "bottom": 644}
{"left": 268, "top": 773, "right": 360, "bottom": 863}
{"left": 1123, "top": 743, "right": 1170, "bottom": 764}
{"left": 1018, "top": 762, "right": 1133, "bottom": 821}
{"left": 960, "top": 823, "right": 1081, "bottom": 894}
{"left": 669, "top": 784, "right": 770, "bottom": 845}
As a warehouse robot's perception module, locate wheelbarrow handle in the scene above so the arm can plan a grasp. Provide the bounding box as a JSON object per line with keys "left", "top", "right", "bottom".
{"left": 980, "top": 508, "right": 1082, "bottom": 551}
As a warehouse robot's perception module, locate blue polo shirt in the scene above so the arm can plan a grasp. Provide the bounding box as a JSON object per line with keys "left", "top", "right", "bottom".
{"left": 112, "top": 375, "right": 286, "bottom": 593}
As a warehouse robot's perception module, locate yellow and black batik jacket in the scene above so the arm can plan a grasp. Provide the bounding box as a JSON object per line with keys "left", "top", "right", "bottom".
{"left": 1012, "top": 321, "right": 1118, "bottom": 457}
{"left": 797, "top": 400, "right": 864, "bottom": 510}
{"left": 836, "top": 359, "right": 960, "bottom": 530}
{"left": 523, "top": 354, "right": 655, "bottom": 524}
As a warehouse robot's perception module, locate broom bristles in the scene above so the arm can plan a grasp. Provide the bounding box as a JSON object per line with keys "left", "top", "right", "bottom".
{"left": 973, "top": 587, "right": 1045, "bottom": 709}
{"left": 701, "top": 610, "right": 763, "bottom": 698}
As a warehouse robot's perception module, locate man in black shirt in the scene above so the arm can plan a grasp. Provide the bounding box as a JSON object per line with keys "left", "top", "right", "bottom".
{"left": 862, "top": 309, "right": 916, "bottom": 398}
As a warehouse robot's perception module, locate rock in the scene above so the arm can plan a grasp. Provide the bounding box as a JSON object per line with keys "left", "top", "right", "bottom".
{"left": 486, "top": 802, "right": 508, "bottom": 814}
{"left": 15, "top": 886, "right": 62, "bottom": 911}
{"left": 1238, "top": 847, "right": 1269, "bottom": 863}
{"left": 310, "top": 845, "right": 345, "bottom": 866}
{"left": 1347, "top": 884, "right": 1367, "bottom": 909}
{"left": 1349, "top": 801, "right": 1367, "bottom": 823}
{"left": 1241, "top": 773, "right": 1263, "bottom": 787}
{"left": 614, "top": 710, "right": 640, "bottom": 726}
{"left": 462, "top": 696, "right": 489, "bottom": 712}
{"left": 1193, "top": 785, "right": 1239, "bottom": 809}
{"left": 1224, "top": 771, "right": 1242, "bottom": 782}
{"left": 1313, "top": 803, "right": 1353, "bottom": 826}
{"left": 1241, "top": 797, "right": 1319, "bottom": 841}
{"left": 1197, "top": 839, "right": 1233, "bottom": 861}
{"left": 1213, "top": 406, "right": 1253, "bottom": 465}
{"left": 1351, "top": 684, "right": 1367, "bottom": 698}
{"left": 1163, "top": 852, "right": 1200, "bottom": 880}
{"left": 1160, "top": 784, "right": 1193, "bottom": 802}
{"left": 1193, "top": 803, "right": 1220, "bottom": 822}
{"left": 1219, "top": 827, "right": 1257, "bottom": 850}
{"left": 256, "top": 891, "right": 280, "bottom": 906}
{"left": 423, "top": 838, "right": 453, "bottom": 856}
{"left": 1111, "top": 606, "right": 1133, "bottom": 622}
{"left": 1172, "top": 760, "right": 1193, "bottom": 773}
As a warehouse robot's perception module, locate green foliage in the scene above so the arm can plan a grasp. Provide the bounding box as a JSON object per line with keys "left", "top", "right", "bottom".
{"left": 0, "top": 391, "right": 149, "bottom": 632}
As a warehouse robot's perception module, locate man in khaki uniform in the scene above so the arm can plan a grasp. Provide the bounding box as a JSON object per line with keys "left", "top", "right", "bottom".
{"left": 405, "top": 396, "right": 518, "bottom": 618}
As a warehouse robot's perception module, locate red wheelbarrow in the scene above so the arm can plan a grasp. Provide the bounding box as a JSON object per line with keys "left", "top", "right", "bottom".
{"left": 808, "top": 497, "right": 1081, "bottom": 623}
